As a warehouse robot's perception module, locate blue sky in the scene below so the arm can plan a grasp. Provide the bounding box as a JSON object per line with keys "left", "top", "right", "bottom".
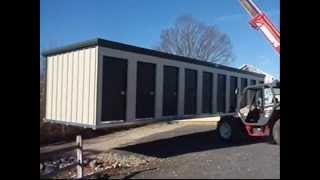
{"left": 40, "top": 0, "right": 279, "bottom": 79}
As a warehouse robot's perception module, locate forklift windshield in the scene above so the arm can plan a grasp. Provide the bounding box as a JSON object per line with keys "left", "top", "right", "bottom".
{"left": 239, "top": 87, "right": 264, "bottom": 123}
{"left": 239, "top": 84, "right": 279, "bottom": 122}
{"left": 273, "top": 87, "right": 280, "bottom": 103}
{"left": 240, "top": 87, "right": 263, "bottom": 109}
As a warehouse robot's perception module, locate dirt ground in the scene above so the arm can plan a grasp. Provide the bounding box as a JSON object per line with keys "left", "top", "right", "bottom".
{"left": 40, "top": 120, "right": 218, "bottom": 178}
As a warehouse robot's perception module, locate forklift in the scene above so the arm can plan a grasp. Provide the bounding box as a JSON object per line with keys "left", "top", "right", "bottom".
{"left": 217, "top": 0, "right": 280, "bottom": 145}
{"left": 217, "top": 81, "right": 280, "bottom": 144}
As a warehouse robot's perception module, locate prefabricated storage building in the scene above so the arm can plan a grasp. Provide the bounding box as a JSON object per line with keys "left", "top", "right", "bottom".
{"left": 42, "top": 38, "right": 264, "bottom": 129}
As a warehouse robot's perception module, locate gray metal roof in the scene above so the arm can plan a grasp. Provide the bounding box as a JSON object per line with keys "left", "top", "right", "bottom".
{"left": 42, "top": 38, "right": 265, "bottom": 78}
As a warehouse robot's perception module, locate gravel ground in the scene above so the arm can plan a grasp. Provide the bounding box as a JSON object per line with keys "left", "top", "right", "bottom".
{"left": 115, "top": 124, "right": 280, "bottom": 179}
{"left": 40, "top": 150, "right": 159, "bottom": 179}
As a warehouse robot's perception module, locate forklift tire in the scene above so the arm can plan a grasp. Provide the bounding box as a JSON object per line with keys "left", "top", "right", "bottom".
{"left": 272, "top": 120, "right": 280, "bottom": 145}
{"left": 217, "top": 117, "right": 246, "bottom": 143}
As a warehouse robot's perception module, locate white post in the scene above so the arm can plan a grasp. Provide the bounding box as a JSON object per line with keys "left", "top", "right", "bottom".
{"left": 178, "top": 68, "right": 185, "bottom": 117}
{"left": 225, "top": 75, "right": 230, "bottom": 113}
{"left": 126, "top": 59, "right": 137, "bottom": 121}
{"left": 155, "top": 64, "right": 163, "bottom": 119}
{"left": 76, "top": 135, "right": 83, "bottom": 179}
{"left": 237, "top": 77, "right": 241, "bottom": 111}
{"left": 212, "top": 73, "right": 218, "bottom": 114}
{"left": 197, "top": 70, "right": 203, "bottom": 115}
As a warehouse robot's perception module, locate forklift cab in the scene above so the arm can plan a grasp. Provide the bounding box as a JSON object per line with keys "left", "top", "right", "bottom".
{"left": 236, "top": 82, "right": 280, "bottom": 125}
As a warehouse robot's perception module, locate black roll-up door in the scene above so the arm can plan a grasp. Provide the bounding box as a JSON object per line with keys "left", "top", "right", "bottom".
{"left": 241, "top": 78, "right": 248, "bottom": 92}
{"left": 184, "top": 69, "right": 197, "bottom": 115}
{"left": 136, "top": 62, "right": 156, "bottom": 119}
{"left": 101, "top": 56, "right": 127, "bottom": 121}
{"left": 229, "top": 76, "right": 238, "bottom": 112}
{"left": 163, "top": 65, "right": 179, "bottom": 116}
{"left": 240, "top": 78, "right": 248, "bottom": 106}
{"left": 217, "top": 74, "right": 226, "bottom": 113}
{"left": 249, "top": 80, "right": 257, "bottom": 104}
{"left": 202, "top": 72, "right": 213, "bottom": 114}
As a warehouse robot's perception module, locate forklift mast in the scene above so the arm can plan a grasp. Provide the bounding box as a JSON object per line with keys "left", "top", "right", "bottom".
{"left": 240, "top": 0, "right": 280, "bottom": 54}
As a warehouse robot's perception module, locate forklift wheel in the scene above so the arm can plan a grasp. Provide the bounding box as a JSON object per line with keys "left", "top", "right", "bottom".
{"left": 272, "top": 120, "right": 280, "bottom": 145}
{"left": 217, "top": 117, "right": 244, "bottom": 142}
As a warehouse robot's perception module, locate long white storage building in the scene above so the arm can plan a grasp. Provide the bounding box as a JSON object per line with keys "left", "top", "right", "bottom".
{"left": 42, "top": 38, "right": 264, "bottom": 129}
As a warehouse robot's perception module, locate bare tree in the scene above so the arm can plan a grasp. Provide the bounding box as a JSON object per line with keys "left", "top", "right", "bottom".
{"left": 156, "top": 15, "right": 234, "bottom": 64}
{"left": 40, "top": 55, "right": 46, "bottom": 125}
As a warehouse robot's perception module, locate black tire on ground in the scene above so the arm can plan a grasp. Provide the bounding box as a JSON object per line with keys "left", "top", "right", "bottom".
{"left": 272, "top": 120, "right": 280, "bottom": 145}
{"left": 217, "top": 117, "right": 246, "bottom": 143}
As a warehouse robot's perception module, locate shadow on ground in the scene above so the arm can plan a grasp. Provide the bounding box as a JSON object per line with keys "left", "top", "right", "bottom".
{"left": 117, "top": 129, "right": 272, "bottom": 158}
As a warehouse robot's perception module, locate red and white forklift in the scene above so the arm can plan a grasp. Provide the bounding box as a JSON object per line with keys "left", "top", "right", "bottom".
{"left": 217, "top": 0, "right": 280, "bottom": 144}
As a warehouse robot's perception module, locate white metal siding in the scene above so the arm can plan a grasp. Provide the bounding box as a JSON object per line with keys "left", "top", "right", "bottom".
{"left": 66, "top": 53, "right": 73, "bottom": 122}
{"left": 56, "top": 55, "right": 63, "bottom": 120}
{"left": 45, "top": 47, "right": 98, "bottom": 126}
{"left": 89, "top": 48, "right": 97, "bottom": 125}
{"left": 61, "top": 53, "right": 68, "bottom": 121}
{"left": 77, "top": 50, "right": 84, "bottom": 123}
{"left": 45, "top": 56, "right": 53, "bottom": 119}
{"left": 51, "top": 55, "right": 57, "bottom": 120}
{"left": 82, "top": 49, "right": 90, "bottom": 124}
{"left": 71, "top": 51, "right": 79, "bottom": 122}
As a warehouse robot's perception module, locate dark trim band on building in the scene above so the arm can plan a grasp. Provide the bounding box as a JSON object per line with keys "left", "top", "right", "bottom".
{"left": 42, "top": 38, "right": 265, "bottom": 78}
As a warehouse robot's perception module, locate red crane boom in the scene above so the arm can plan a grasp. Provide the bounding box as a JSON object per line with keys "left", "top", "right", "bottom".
{"left": 240, "top": 0, "right": 280, "bottom": 54}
